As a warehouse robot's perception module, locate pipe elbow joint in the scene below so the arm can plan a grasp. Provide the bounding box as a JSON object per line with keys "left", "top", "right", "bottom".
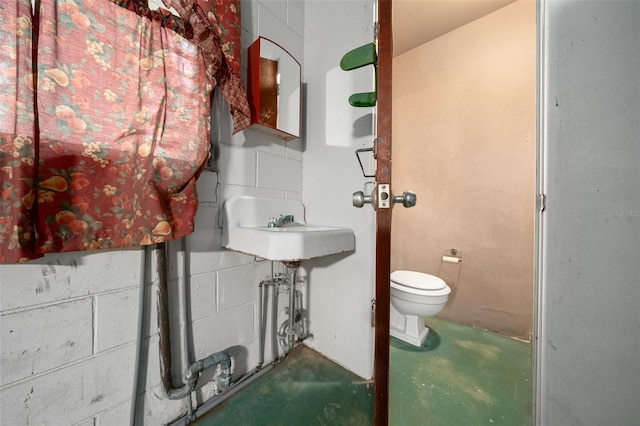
{"left": 216, "top": 368, "right": 231, "bottom": 392}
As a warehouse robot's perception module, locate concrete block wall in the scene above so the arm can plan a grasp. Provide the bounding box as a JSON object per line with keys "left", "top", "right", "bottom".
{"left": 0, "top": 250, "right": 143, "bottom": 424}
{"left": 0, "top": 0, "right": 309, "bottom": 424}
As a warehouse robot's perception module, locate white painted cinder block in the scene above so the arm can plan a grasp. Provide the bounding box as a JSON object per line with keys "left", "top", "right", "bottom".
{"left": 216, "top": 262, "right": 271, "bottom": 313}
{"left": 286, "top": 138, "right": 304, "bottom": 162}
{"left": 135, "top": 337, "right": 191, "bottom": 423}
{"left": 191, "top": 302, "right": 255, "bottom": 360}
{"left": 247, "top": 129, "right": 287, "bottom": 157}
{"left": 0, "top": 249, "right": 143, "bottom": 312}
{"left": 195, "top": 170, "right": 220, "bottom": 204}
{"left": 96, "top": 399, "right": 131, "bottom": 426}
{"left": 194, "top": 202, "right": 218, "bottom": 229}
{"left": 258, "top": 2, "right": 303, "bottom": 61}
{"left": 187, "top": 227, "right": 253, "bottom": 275}
{"left": 135, "top": 387, "right": 187, "bottom": 426}
{"left": 96, "top": 287, "right": 141, "bottom": 353}
{"left": 139, "top": 335, "right": 161, "bottom": 394}
{"left": 260, "top": 0, "right": 287, "bottom": 23}
{"left": 256, "top": 151, "right": 303, "bottom": 192}
{"left": 240, "top": 0, "right": 259, "bottom": 40}
{"left": 74, "top": 418, "right": 95, "bottom": 426}
{"left": 218, "top": 143, "right": 257, "bottom": 187}
{"left": 0, "top": 344, "right": 136, "bottom": 425}
{"left": 222, "top": 184, "right": 286, "bottom": 201}
{"left": 288, "top": 0, "right": 305, "bottom": 38}
{"left": 1, "top": 298, "right": 93, "bottom": 385}
{"left": 188, "top": 272, "right": 217, "bottom": 322}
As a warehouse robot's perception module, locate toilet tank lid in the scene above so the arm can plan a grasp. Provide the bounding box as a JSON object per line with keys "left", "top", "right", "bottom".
{"left": 391, "top": 270, "right": 447, "bottom": 290}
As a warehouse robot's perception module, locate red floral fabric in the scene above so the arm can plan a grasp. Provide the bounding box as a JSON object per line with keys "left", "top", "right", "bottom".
{"left": 194, "top": 0, "right": 242, "bottom": 75}
{"left": 0, "top": 0, "right": 37, "bottom": 263}
{"left": 0, "top": 0, "right": 249, "bottom": 263}
{"left": 162, "top": 0, "right": 250, "bottom": 133}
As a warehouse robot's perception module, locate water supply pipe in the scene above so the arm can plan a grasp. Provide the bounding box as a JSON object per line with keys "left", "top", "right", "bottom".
{"left": 154, "top": 242, "right": 232, "bottom": 401}
{"left": 283, "top": 262, "right": 299, "bottom": 353}
{"left": 271, "top": 273, "right": 281, "bottom": 359}
{"left": 258, "top": 280, "right": 264, "bottom": 369}
{"left": 179, "top": 237, "right": 194, "bottom": 418}
{"left": 155, "top": 242, "right": 174, "bottom": 396}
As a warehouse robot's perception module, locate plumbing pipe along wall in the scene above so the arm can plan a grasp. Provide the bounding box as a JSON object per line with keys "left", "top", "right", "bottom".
{"left": 153, "top": 242, "right": 231, "bottom": 402}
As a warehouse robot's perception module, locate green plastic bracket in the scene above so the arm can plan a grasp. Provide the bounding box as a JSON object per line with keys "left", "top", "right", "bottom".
{"left": 349, "top": 92, "right": 377, "bottom": 108}
{"left": 340, "top": 43, "right": 378, "bottom": 107}
{"left": 340, "top": 43, "right": 377, "bottom": 71}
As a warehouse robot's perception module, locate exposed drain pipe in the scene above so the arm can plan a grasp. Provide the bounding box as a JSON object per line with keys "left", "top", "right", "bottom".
{"left": 170, "top": 263, "right": 310, "bottom": 425}
{"left": 277, "top": 262, "right": 313, "bottom": 354}
{"left": 155, "top": 242, "right": 232, "bottom": 400}
{"left": 285, "top": 264, "right": 298, "bottom": 353}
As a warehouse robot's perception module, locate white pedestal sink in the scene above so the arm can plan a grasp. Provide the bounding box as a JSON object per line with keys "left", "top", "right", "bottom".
{"left": 222, "top": 196, "right": 355, "bottom": 262}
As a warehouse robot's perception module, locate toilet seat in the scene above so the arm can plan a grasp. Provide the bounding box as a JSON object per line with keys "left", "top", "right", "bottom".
{"left": 391, "top": 270, "right": 451, "bottom": 296}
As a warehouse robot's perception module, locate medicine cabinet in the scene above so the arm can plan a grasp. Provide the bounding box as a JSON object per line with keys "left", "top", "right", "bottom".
{"left": 247, "top": 37, "right": 301, "bottom": 140}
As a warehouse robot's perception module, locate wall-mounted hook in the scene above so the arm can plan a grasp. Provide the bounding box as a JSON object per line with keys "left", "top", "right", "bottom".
{"left": 340, "top": 43, "right": 377, "bottom": 107}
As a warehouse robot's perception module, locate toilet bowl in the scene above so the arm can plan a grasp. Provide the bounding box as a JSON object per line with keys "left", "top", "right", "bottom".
{"left": 390, "top": 270, "right": 451, "bottom": 347}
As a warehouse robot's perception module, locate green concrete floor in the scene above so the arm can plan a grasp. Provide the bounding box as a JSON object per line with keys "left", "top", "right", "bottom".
{"left": 195, "top": 345, "right": 374, "bottom": 425}
{"left": 196, "top": 317, "right": 531, "bottom": 425}
{"left": 390, "top": 316, "right": 532, "bottom": 426}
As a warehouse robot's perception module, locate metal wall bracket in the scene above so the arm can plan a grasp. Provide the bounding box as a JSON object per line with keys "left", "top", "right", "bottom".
{"left": 370, "top": 299, "right": 376, "bottom": 327}
{"left": 355, "top": 139, "right": 377, "bottom": 178}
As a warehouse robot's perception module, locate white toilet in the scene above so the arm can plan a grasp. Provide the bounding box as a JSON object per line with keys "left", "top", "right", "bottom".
{"left": 390, "top": 270, "right": 451, "bottom": 347}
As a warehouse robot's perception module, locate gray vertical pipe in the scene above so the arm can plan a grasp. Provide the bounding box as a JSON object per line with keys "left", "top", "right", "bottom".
{"left": 130, "top": 247, "right": 146, "bottom": 426}
{"left": 287, "top": 266, "right": 297, "bottom": 353}
{"left": 180, "top": 237, "right": 194, "bottom": 418}
{"left": 258, "top": 280, "right": 264, "bottom": 368}
{"left": 155, "top": 242, "right": 174, "bottom": 394}
{"left": 155, "top": 242, "right": 232, "bottom": 400}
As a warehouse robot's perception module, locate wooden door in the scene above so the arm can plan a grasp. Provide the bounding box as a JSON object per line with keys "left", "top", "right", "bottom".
{"left": 374, "top": 0, "right": 392, "bottom": 424}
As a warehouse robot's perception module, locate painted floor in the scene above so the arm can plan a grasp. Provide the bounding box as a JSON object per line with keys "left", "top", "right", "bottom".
{"left": 390, "top": 316, "right": 532, "bottom": 426}
{"left": 195, "top": 345, "right": 374, "bottom": 425}
{"left": 196, "top": 317, "right": 531, "bottom": 425}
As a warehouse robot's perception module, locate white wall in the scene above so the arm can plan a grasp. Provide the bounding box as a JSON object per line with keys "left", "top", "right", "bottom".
{"left": 302, "top": 0, "right": 376, "bottom": 379}
{"left": 1, "top": 1, "right": 375, "bottom": 424}
{"left": 538, "top": 1, "right": 640, "bottom": 425}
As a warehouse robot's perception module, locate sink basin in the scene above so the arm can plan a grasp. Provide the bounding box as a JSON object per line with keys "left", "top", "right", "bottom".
{"left": 222, "top": 196, "right": 355, "bottom": 262}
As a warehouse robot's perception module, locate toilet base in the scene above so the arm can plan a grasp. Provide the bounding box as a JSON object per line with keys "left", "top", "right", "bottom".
{"left": 390, "top": 314, "right": 430, "bottom": 347}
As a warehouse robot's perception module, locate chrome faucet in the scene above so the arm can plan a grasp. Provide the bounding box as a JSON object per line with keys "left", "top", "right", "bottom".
{"left": 268, "top": 214, "right": 295, "bottom": 228}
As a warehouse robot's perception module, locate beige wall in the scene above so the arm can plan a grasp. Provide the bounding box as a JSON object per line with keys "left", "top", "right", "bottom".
{"left": 391, "top": 1, "right": 536, "bottom": 339}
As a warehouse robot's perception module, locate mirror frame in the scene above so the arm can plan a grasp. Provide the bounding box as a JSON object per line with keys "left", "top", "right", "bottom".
{"left": 247, "top": 37, "right": 301, "bottom": 140}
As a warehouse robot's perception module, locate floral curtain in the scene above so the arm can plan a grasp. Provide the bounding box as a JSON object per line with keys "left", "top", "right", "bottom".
{"left": 0, "top": 0, "right": 248, "bottom": 263}
{"left": 0, "top": 0, "right": 37, "bottom": 263}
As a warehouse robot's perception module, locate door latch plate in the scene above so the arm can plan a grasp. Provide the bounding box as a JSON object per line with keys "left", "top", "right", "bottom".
{"left": 378, "top": 184, "right": 390, "bottom": 209}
